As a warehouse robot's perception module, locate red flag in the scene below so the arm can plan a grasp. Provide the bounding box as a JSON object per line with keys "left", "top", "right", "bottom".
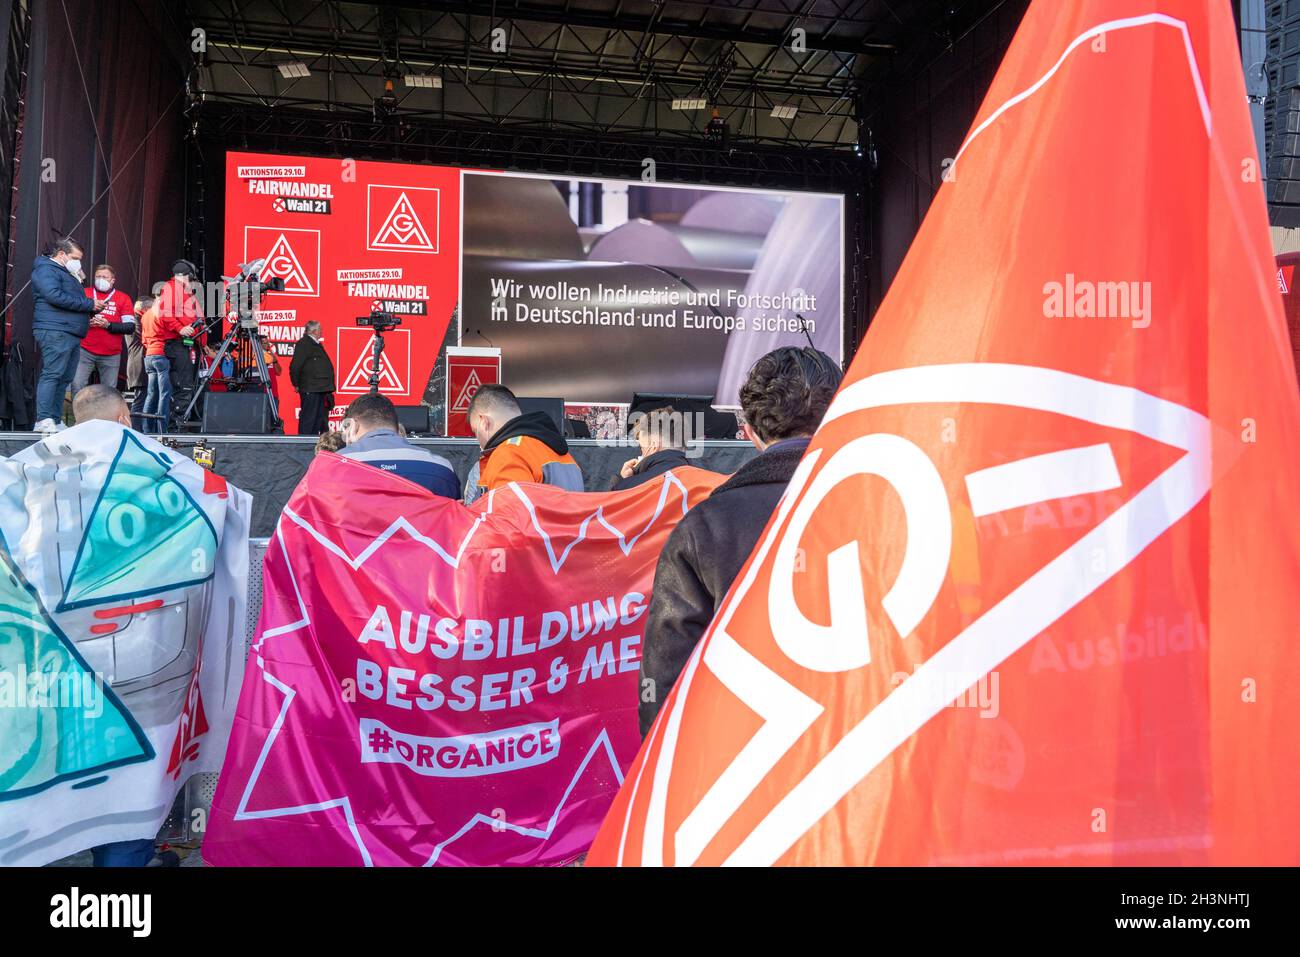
{"left": 590, "top": 0, "right": 1300, "bottom": 866}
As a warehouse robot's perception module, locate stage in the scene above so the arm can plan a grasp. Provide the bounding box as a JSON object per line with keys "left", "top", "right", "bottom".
{"left": 0, "top": 433, "right": 756, "bottom": 536}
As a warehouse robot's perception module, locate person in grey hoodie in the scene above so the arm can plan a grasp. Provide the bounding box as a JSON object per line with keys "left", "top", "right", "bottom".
{"left": 30, "top": 237, "right": 106, "bottom": 431}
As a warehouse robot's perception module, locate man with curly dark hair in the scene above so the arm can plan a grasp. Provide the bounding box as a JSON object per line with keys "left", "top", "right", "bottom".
{"left": 638, "top": 346, "right": 842, "bottom": 735}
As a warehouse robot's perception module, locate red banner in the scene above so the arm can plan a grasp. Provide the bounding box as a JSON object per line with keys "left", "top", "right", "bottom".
{"left": 225, "top": 154, "right": 461, "bottom": 432}
{"left": 204, "top": 455, "right": 723, "bottom": 865}
{"left": 591, "top": 0, "right": 1300, "bottom": 866}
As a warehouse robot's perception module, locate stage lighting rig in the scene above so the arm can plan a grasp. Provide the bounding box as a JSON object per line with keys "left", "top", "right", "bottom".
{"left": 374, "top": 78, "right": 399, "bottom": 120}
{"left": 705, "top": 109, "right": 730, "bottom": 151}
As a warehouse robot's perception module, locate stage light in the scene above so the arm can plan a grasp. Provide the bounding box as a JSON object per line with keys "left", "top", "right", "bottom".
{"left": 404, "top": 74, "right": 442, "bottom": 89}
{"left": 671, "top": 98, "right": 708, "bottom": 111}
{"left": 375, "top": 78, "right": 398, "bottom": 117}
{"left": 705, "top": 108, "right": 727, "bottom": 146}
{"left": 771, "top": 105, "right": 798, "bottom": 120}
{"left": 277, "top": 62, "right": 310, "bottom": 79}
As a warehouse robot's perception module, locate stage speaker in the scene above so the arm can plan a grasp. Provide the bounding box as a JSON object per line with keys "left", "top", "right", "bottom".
{"left": 394, "top": 404, "right": 431, "bottom": 435}
{"left": 516, "top": 396, "right": 565, "bottom": 434}
{"left": 1271, "top": 178, "right": 1300, "bottom": 205}
{"left": 202, "top": 392, "right": 271, "bottom": 434}
{"left": 629, "top": 392, "right": 737, "bottom": 440}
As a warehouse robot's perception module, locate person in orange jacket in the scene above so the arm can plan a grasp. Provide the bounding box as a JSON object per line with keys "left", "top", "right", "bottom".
{"left": 464, "top": 384, "right": 583, "bottom": 503}
{"left": 139, "top": 287, "right": 198, "bottom": 434}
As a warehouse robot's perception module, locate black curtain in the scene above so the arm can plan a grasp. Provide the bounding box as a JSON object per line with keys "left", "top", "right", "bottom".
{"left": 0, "top": 0, "right": 30, "bottom": 328}
{"left": 866, "top": 1, "right": 1029, "bottom": 317}
{"left": 4, "top": 0, "right": 189, "bottom": 351}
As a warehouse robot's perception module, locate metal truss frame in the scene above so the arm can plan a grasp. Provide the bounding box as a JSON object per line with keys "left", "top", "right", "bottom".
{"left": 178, "top": 0, "right": 957, "bottom": 356}
{"left": 195, "top": 98, "right": 864, "bottom": 188}
{"left": 183, "top": 0, "right": 923, "bottom": 150}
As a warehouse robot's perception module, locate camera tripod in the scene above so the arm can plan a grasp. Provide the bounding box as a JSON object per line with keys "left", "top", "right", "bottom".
{"left": 365, "top": 325, "right": 391, "bottom": 395}
{"left": 180, "top": 312, "right": 283, "bottom": 431}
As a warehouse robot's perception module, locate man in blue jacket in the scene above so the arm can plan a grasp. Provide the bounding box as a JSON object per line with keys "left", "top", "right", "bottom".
{"left": 338, "top": 393, "right": 460, "bottom": 499}
{"left": 30, "top": 238, "right": 106, "bottom": 432}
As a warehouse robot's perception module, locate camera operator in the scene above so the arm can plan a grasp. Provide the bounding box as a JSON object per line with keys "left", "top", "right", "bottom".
{"left": 290, "top": 320, "right": 336, "bottom": 435}
{"left": 155, "top": 259, "right": 203, "bottom": 417}
{"left": 141, "top": 266, "right": 200, "bottom": 434}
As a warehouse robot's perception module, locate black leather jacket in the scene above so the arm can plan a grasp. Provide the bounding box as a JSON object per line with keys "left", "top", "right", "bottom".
{"left": 638, "top": 437, "right": 810, "bottom": 735}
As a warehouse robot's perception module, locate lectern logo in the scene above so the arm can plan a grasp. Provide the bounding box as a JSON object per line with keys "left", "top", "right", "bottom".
{"left": 452, "top": 369, "right": 483, "bottom": 412}
{"left": 368, "top": 185, "right": 439, "bottom": 253}
{"left": 244, "top": 227, "right": 319, "bottom": 297}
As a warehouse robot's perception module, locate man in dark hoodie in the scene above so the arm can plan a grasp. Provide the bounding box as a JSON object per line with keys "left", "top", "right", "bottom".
{"left": 638, "top": 346, "right": 842, "bottom": 736}
{"left": 465, "top": 384, "right": 584, "bottom": 503}
{"left": 611, "top": 404, "right": 707, "bottom": 491}
{"left": 30, "top": 237, "right": 108, "bottom": 432}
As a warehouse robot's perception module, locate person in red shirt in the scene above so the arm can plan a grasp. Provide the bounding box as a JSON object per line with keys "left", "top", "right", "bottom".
{"left": 155, "top": 260, "right": 205, "bottom": 418}
{"left": 72, "top": 265, "right": 135, "bottom": 405}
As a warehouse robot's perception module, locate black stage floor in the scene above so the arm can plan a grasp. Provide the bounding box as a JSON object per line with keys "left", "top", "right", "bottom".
{"left": 0, "top": 433, "right": 756, "bottom": 536}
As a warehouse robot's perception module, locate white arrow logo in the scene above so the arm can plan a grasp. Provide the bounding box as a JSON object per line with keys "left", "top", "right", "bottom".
{"left": 629, "top": 363, "right": 1213, "bottom": 867}
{"left": 452, "top": 370, "right": 484, "bottom": 413}
{"left": 341, "top": 336, "right": 404, "bottom": 392}
{"left": 371, "top": 192, "right": 435, "bottom": 251}
{"left": 262, "top": 234, "right": 315, "bottom": 294}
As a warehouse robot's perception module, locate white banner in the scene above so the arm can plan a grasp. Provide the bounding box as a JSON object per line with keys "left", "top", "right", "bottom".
{"left": 0, "top": 422, "right": 251, "bottom": 865}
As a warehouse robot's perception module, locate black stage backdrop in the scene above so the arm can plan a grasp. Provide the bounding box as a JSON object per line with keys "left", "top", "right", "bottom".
{"left": 3, "top": 0, "right": 189, "bottom": 355}
{"left": 866, "top": 0, "right": 1029, "bottom": 316}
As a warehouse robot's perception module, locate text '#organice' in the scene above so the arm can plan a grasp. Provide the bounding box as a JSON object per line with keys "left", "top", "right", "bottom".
{"left": 352, "top": 591, "right": 647, "bottom": 716}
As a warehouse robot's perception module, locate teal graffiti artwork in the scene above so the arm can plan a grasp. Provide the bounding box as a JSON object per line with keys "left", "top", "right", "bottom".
{"left": 0, "top": 545, "right": 152, "bottom": 801}
{"left": 59, "top": 433, "right": 218, "bottom": 611}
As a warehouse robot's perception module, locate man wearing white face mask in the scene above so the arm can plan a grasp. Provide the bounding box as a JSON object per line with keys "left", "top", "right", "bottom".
{"left": 30, "top": 237, "right": 107, "bottom": 432}
{"left": 72, "top": 265, "right": 136, "bottom": 406}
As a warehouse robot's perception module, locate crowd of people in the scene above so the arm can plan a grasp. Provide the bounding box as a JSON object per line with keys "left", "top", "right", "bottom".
{"left": 28, "top": 236, "right": 844, "bottom": 867}
{"left": 268, "top": 346, "right": 843, "bottom": 742}
{"left": 28, "top": 238, "right": 294, "bottom": 435}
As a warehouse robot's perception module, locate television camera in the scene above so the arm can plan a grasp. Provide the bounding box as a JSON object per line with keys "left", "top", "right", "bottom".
{"left": 180, "top": 258, "right": 287, "bottom": 431}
